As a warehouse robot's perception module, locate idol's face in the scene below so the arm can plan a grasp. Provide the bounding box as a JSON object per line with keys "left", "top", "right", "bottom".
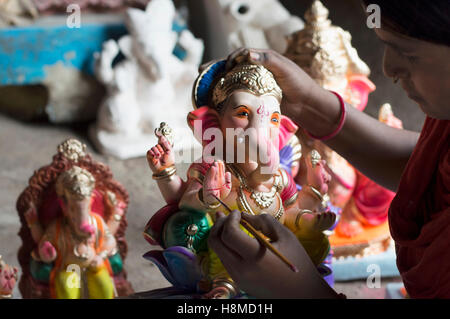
{"left": 219, "top": 90, "right": 281, "bottom": 168}
{"left": 375, "top": 27, "right": 450, "bottom": 120}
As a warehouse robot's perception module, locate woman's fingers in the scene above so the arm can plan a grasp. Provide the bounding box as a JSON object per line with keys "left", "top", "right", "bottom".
{"left": 241, "top": 213, "right": 292, "bottom": 243}
{"left": 220, "top": 211, "right": 263, "bottom": 258}
{"left": 199, "top": 58, "right": 223, "bottom": 73}
{"left": 225, "top": 47, "right": 249, "bottom": 71}
{"left": 208, "top": 212, "right": 243, "bottom": 262}
{"left": 225, "top": 48, "right": 293, "bottom": 80}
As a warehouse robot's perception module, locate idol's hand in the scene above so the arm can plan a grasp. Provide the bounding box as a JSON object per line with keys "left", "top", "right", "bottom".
{"left": 203, "top": 160, "right": 232, "bottom": 206}
{"left": 39, "top": 241, "right": 57, "bottom": 263}
{"left": 208, "top": 211, "right": 338, "bottom": 299}
{"left": 147, "top": 133, "right": 175, "bottom": 173}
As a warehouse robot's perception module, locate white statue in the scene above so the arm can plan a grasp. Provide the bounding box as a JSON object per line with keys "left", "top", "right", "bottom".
{"left": 90, "top": 0, "right": 204, "bottom": 159}
{"left": 202, "top": 0, "right": 304, "bottom": 56}
{"left": 0, "top": 0, "right": 38, "bottom": 27}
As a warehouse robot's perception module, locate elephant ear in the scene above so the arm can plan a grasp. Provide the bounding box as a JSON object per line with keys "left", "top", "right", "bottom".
{"left": 347, "top": 75, "right": 376, "bottom": 111}
{"left": 187, "top": 106, "right": 220, "bottom": 146}
{"left": 278, "top": 115, "right": 298, "bottom": 150}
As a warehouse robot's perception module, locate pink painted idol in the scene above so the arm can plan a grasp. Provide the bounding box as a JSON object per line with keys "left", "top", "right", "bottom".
{"left": 143, "top": 61, "right": 338, "bottom": 298}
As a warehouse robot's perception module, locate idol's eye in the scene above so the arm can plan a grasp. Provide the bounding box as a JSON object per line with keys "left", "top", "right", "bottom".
{"left": 235, "top": 106, "right": 250, "bottom": 118}
{"left": 271, "top": 113, "right": 280, "bottom": 124}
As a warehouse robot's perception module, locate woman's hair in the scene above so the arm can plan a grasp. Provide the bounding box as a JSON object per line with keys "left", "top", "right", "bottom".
{"left": 362, "top": 0, "right": 450, "bottom": 46}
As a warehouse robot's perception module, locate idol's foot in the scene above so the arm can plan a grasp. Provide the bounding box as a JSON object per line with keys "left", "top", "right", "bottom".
{"left": 296, "top": 211, "right": 336, "bottom": 237}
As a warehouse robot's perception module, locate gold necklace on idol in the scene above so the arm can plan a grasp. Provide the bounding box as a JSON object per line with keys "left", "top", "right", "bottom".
{"left": 226, "top": 163, "right": 284, "bottom": 220}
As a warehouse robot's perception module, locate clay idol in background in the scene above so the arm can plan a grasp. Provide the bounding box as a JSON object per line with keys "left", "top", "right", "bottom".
{"left": 285, "top": 1, "right": 404, "bottom": 261}
{"left": 16, "top": 139, "right": 133, "bottom": 298}
{"left": 140, "top": 60, "right": 338, "bottom": 299}
{"left": 0, "top": 0, "right": 38, "bottom": 27}
{"left": 0, "top": 255, "right": 18, "bottom": 299}
{"left": 200, "top": 0, "right": 304, "bottom": 56}
{"left": 90, "top": 0, "right": 204, "bottom": 159}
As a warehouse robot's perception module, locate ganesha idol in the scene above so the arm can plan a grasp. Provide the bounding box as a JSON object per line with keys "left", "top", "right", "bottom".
{"left": 285, "top": 0, "right": 404, "bottom": 259}
{"left": 141, "top": 61, "right": 338, "bottom": 298}
{"left": 0, "top": 255, "right": 18, "bottom": 298}
{"left": 16, "top": 139, "right": 133, "bottom": 298}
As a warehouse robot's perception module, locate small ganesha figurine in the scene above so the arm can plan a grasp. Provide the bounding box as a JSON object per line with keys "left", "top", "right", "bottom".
{"left": 285, "top": 0, "right": 403, "bottom": 258}
{"left": 16, "top": 138, "right": 133, "bottom": 298}
{"left": 142, "top": 61, "right": 337, "bottom": 298}
{"left": 0, "top": 255, "right": 18, "bottom": 299}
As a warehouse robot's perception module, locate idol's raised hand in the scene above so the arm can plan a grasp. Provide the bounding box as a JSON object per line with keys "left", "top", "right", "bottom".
{"left": 146, "top": 132, "right": 175, "bottom": 174}
{"left": 203, "top": 160, "right": 232, "bottom": 206}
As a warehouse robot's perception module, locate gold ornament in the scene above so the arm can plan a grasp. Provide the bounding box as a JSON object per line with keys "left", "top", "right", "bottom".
{"left": 197, "top": 189, "right": 221, "bottom": 210}
{"left": 227, "top": 164, "right": 284, "bottom": 220}
{"left": 285, "top": 0, "right": 370, "bottom": 88}
{"left": 155, "top": 122, "right": 174, "bottom": 147}
{"left": 378, "top": 103, "right": 393, "bottom": 123}
{"left": 57, "top": 138, "right": 87, "bottom": 163}
{"left": 152, "top": 165, "right": 177, "bottom": 180}
{"left": 212, "top": 64, "right": 282, "bottom": 110}
{"left": 55, "top": 166, "right": 96, "bottom": 200}
{"left": 310, "top": 149, "right": 322, "bottom": 168}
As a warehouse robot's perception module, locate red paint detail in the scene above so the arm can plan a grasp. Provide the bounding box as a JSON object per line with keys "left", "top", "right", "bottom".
{"left": 257, "top": 105, "right": 269, "bottom": 117}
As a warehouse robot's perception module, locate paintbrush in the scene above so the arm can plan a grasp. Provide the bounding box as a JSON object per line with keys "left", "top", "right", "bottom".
{"left": 211, "top": 194, "right": 299, "bottom": 273}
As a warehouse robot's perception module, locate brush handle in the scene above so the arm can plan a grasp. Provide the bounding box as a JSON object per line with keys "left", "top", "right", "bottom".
{"left": 211, "top": 194, "right": 298, "bottom": 272}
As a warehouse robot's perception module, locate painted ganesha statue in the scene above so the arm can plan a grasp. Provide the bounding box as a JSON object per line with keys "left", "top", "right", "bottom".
{"left": 142, "top": 61, "right": 338, "bottom": 298}
{"left": 16, "top": 139, "right": 133, "bottom": 298}
{"left": 0, "top": 255, "right": 18, "bottom": 299}
{"left": 285, "top": 0, "right": 403, "bottom": 258}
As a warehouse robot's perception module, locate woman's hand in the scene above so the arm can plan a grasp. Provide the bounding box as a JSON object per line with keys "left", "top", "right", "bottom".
{"left": 225, "top": 48, "right": 345, "bottom": 139}
{"left": 207, "top": 211, "right": 338, "bottom": 298}
{"left": 225, "top": 48, "right": 323, "bottom": 122}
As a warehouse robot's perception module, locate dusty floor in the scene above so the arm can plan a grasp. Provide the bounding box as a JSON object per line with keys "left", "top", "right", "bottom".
{"left": 0, "top": 112, "right": 403, "bottom": 299}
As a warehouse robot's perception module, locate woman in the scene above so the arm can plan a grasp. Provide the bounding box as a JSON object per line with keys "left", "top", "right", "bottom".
{"left": 207, "top": 0, "right": 450, "bottom": 298}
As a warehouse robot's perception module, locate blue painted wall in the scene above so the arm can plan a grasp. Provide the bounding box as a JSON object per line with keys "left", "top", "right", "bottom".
{"left": 0, "top": 23, "right": 127, "bottom": 85}
{"left": 0, "top": 19, "right": 188, "bottom": 86}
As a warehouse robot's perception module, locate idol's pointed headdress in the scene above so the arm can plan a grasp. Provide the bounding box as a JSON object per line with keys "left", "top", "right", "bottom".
{"left": 285, "top": 0, "right": 370, "bottom": 86}
{"left": 192, "top": 60, "right": 282, "bottom": 111}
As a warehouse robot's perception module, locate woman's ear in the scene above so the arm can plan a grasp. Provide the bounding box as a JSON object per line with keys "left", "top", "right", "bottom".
{"left": 278, "top": 115, "right": 299, "bottom": 150}
{"left": 187, "top": 106, "right": 221, "bottom": 145}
